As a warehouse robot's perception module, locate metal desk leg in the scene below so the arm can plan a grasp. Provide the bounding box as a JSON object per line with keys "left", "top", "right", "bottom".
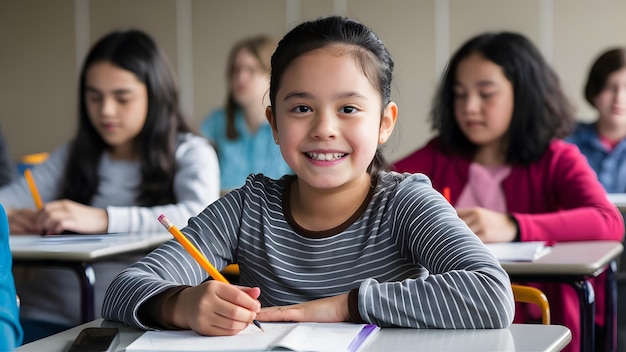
{"left": 606, "top": 260, "right": 618, "bottom": 352}
{"left": 573, "top": 279, "right": 595, "bottom": 352}
{"left": 71, "top": 263, "right": 96, "bottom": 323}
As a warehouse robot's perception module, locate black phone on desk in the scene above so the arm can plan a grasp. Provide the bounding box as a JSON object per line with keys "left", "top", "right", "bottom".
{"left": 67, "top": 327, "right": 119, "bottom": 352}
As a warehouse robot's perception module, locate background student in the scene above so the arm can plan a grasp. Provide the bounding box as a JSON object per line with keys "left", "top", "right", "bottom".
{"left": 0, "top": 204, "right": 23, "bottom": 350}
{"left": 567, "top": 47, "right": 626, "bottom": 193}
{"left": 200, "top": 35, "right": 291, "bottom": 195}
{"left": 0, "top": 29, "right": 220, "bottom": 343}
{"left": 0, "top": 123, "right": 16, "bottom": 188}
{"left": 392, "top": 32, "right": 624, "bottom": 352}
{"left": 102, "top": 15, "right": 514, "bottom": 335}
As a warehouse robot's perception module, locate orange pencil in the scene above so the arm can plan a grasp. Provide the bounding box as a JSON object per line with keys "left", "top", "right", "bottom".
{"left": 158, "top": 214, "right": 263, "bottom": 332}
{"left": 442, "top": 187, "right": 451, "bottom": 203}
{"left": 24, "top": 168, "right": 43, "bottom": 210}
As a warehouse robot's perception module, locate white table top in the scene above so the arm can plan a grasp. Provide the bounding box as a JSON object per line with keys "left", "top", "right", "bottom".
{"left": 499, "top": 240, "right": 623, "bottom": 276}
{"left": 17, "top": 319, "right": 572, "bottom": 352}
{"left": 608, "top": 193, "right": 626, "bottom": 212}
{"left": 10, "top": 232, "right": 173, "bottom": 261}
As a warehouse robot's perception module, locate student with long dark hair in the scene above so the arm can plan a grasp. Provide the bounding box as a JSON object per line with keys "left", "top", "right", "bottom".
{"left": 393, "top": 32, "right": 624, "bottom": 352}
{"left": 0, "top": 29, "right": 219, "bottom": 343}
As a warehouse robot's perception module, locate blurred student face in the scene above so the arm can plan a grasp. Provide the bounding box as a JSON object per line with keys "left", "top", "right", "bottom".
{"left": 85, "top": 61, "right": 148, "bottom": 159}
{"left": 453, "top": 52, "right": 514, "bottom": 150}
{"left": 593, "top": 67, "right": 626, "bottom": 127}
{"left": 230, "top": 48, "right": 270, "bottom": 109}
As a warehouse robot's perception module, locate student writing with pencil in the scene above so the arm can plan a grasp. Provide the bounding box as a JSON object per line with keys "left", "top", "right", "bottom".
{"left": 392, "top": 32, "right": 624, "bottom": 352}
{"left": 0, "top": 30, "right": 219, "bottom": 343}
{"left": 103, "top": 16, "right": 514, "bottom": 336}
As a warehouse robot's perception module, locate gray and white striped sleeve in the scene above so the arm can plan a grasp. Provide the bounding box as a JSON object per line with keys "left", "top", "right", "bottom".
{"left": 102, "top": 190, "right": 244, "bottom": 329}
{"left": 357, "top": 174, "right": 515, "bottom": 329}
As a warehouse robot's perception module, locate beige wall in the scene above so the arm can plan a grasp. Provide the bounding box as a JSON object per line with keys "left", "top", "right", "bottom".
{"left": 1, "top": 0, "right": 625, "bottom": 164}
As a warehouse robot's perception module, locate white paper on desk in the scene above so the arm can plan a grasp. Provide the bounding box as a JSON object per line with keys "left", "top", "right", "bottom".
{"left": 485, "top": 242, "right": 551, "bottom": 262}
{"left": 125, "top": 322, "right": 379, "bottom": 352}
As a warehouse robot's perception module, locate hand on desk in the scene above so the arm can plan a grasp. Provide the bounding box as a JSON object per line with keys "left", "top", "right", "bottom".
{"left": 456, "top": 207, "right": 517, "bottom": 243}
{"left": 34, "top": 199, "right": 108, "bottom": 235}
{"left": 7, "top": 208, "right": 38, "bottom": 233}
{"left": 167, "top": 281, "right": 261, "bottom": 336}
{"left": 257, "top": 293, "right": 350, "bottom": 323}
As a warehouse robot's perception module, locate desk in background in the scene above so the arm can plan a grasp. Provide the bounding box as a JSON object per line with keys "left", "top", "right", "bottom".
{"left": 500, "top": 241, "right": 623, "bottom": 352}
{"left": 607, "top": 192, "right": 626, "bottom": 351}
{"left": 608, "top": 193, "right": 626, "bottom": 212}
{"left": 10, "top": 232, "right": 172, "bottom": 323}
{"left": 17, "top": 319, "right": 572, "bottom": 352}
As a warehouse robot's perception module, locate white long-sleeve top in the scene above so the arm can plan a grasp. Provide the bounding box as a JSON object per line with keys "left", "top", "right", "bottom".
{"left": 1, "top": 132, "right": 220, "bottom": 326}
{"left": 103, "top": 172, "right": 514, "bottom": 330}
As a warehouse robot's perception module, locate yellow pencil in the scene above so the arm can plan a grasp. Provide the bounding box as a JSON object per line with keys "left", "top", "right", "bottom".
{"left": 157, "top": 214, "right": 263, "bottom": 331}
{"left": 24, "top": 168, "right": 43, "bottom": 210}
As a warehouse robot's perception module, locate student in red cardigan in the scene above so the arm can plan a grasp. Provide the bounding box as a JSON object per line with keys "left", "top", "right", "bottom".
{"left": 392, "top": 31, "right": 624, "bottom": 352}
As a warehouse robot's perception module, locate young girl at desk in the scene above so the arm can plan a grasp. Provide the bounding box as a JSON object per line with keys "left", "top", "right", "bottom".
{"left": 103, "top": 16, "right": 514, "bottom": 335}
{"left": 392, "top": 32, "right": 624, "bottom": 352}
{"left": 0, "top": 30, "right": 219, "bottom": 342}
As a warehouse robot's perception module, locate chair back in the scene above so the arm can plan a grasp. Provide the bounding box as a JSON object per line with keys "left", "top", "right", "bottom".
{"left": 511, "top": 284, "right": 551, "bottom": 324}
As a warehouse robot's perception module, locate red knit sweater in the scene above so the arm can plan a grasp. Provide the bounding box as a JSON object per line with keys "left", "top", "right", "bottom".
{"left": 393, "top": 138, "right": 623, "bottom": 242}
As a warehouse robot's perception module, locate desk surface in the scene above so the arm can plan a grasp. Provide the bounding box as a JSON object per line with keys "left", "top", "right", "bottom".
{"left": 10, "top": 232, "right": 172, "bottom": 261}
{"left": 17, "top": 319, "right": 572, "bottom": 352}
{"left": 608, "top": 193, "right": 626, "bottom": 212}
{"left": 500, "top": 241, "right": 623, "bottom": 276}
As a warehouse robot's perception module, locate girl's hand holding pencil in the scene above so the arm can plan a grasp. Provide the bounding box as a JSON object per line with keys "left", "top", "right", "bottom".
{"left": 166, "top": 281, "right": 262, "bottom": 336}
{"left": 5, "top": 208, "right": 38, "bottom": 234}
{"left": 3, "top": 169, "right": 41, "bottom": 234}
{"left": 158, "top": 214, "right": 264, "bottom": 336}
{"left": 22, "top": 168, "right": 108, "bottom": 235}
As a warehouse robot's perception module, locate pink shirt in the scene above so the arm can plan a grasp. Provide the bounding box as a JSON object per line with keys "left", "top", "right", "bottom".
{"left": 456, "top": 163, "right": 511, "bottom": 213}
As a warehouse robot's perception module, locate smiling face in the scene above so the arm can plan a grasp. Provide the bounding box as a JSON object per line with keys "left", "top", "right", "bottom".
{"left": 593, "top": 67, "right": 626, "bottom": 128}
{"left": 453, "top": 52, "right": 514, "bottom": 152}
{"left": 85, "top": 61, "right": 148, "bottom": 159}
{"left": 267, "top": 45, "right": 396, "bottom": 191}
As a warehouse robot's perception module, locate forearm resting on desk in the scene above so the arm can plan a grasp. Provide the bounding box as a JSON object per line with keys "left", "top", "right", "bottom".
{"left": 257, "top": 292, "right": 355, "bottom": 323}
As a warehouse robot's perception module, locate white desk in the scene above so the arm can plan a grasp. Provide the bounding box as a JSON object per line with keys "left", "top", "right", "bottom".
{"left": 608, "top": 193, "right": 626, "bottom": 212}
{"left": 17, "top": 319, "right": 572, "bottom": 352}
{"left": 500, "top": 241, "right": 623, "bottom": 352}
{"left": 10, "top": 232, "right": 172, "bottom": 322}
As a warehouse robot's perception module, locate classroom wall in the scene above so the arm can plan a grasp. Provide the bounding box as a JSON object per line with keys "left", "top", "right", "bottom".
{"left": 1, "top": 0, "right": 625, "bottom": 164}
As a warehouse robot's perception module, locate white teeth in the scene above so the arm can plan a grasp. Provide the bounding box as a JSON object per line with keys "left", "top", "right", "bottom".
{"left": 307, "top": 152, "right": 345, "bottom": 161}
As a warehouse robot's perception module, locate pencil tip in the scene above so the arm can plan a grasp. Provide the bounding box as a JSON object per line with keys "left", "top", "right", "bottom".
{"left": 253, "top": 319, "right": 264, "bottom": 332}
